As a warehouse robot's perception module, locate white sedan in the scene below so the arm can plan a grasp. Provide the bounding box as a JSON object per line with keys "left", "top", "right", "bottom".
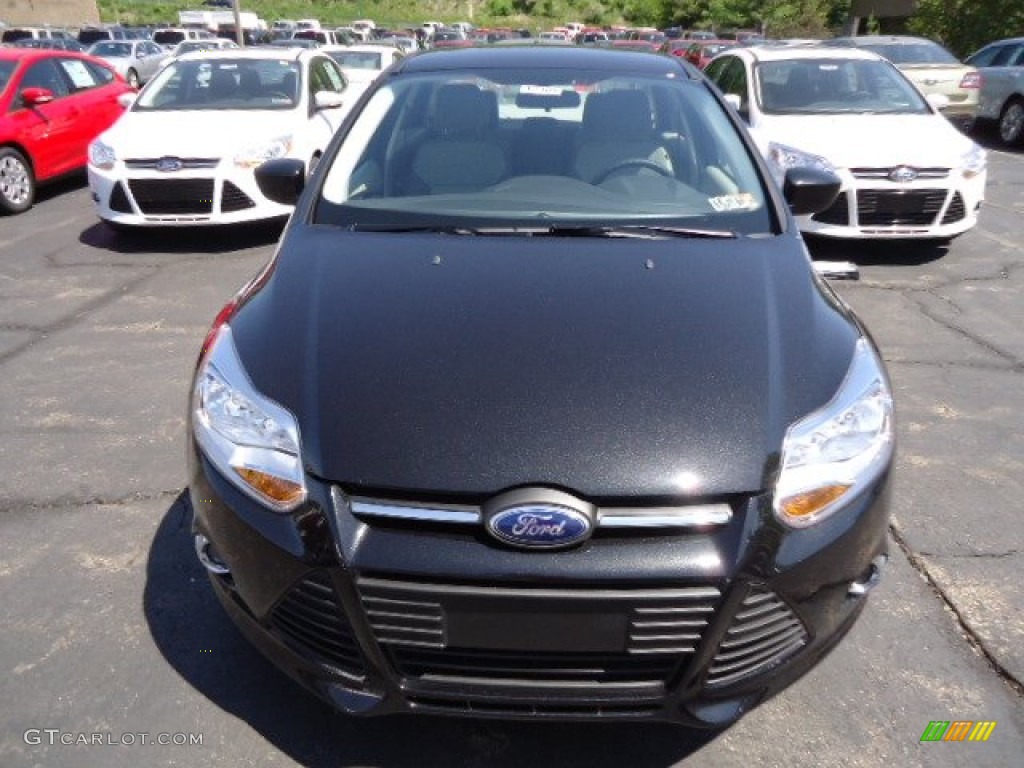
{"left": 321, "top": 44, "right": 403, "bottom": 97}
{"left": 705, "top": 45, "right": 987, "bottom": 241}
{"left": 87, "top": 40, "right": 170, "bottom": 88}
{"left": 88, "top": 49, "right": 356, "bottom": 229}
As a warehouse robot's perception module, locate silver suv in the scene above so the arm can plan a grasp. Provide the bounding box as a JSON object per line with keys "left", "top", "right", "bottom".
{"left": 965, "top": 37, "right": 1024, "bottom": 146}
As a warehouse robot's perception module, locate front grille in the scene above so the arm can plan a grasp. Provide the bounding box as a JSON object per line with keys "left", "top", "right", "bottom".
{"left": 221, "top": 180, "right": 256, "bottom": 212}
{"left": 123, "top": 157, "right": 219, "bottom": 170}
{"left": 850, "top": 167, "right": 949, "bottom": 180}
{"left": 357, "top": 576, "right": 720, "bottom": 689}
{"left": 941, "top": 191, "right": 966, "bottom": 224}
{"left": 704, "top": 585, "right": 808, "bottom": 688}
{"left": 856, "top": 189, "right": 947, "bottom": 227}
{"left": 268, "top": 571, "right": 365, "bottom": 679}
{"left": 128, "top": 179, "right": 214, "bottom": 215}
{"left": 407, "top": 695, "right": 662, "bottom": 719}
{"left": 812, "top": 191, "right": 849, "bottom": 225}
{"left": 108, "top": 182, "right": 132, "bottom": 213}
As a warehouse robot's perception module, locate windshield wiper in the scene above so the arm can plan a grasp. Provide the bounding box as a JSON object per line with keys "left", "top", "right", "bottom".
{"left": 546, "top": 225, "right": 738, "bottom": 239}
{"left": 346, "top": 224, "right": 737, "bottom": 239}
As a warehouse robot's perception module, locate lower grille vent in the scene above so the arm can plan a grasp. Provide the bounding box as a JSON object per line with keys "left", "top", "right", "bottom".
{"left": 705, "top": 585, "right": 808, "bottom": 688}
{"left": 268, "top": 571, "right": 365, "bottom": 679}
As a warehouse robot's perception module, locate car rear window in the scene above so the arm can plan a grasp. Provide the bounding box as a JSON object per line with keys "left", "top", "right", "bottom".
{"left": 78, "top": 28, "right": 111, "bottom": 45}
{"left": 863, "top": 41, "right": 959, "bottom": 65}
{"left": 153, "top": 30, "right": 186, "bottom": 45}
{"left": 2, "top": 28, "right": 35, "bottom": 43}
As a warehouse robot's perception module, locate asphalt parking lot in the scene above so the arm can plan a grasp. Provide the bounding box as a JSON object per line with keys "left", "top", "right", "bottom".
{"left": 1, "top": 136, "right": 1022, "bottom": 767}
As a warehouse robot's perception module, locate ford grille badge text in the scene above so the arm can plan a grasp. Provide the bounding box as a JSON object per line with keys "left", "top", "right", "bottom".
{"left": 889, "top": 166, "right": 918, "bottom": 183}
{"left": 156, "top": 157, "right": 184, "bottom": 173}
{"left": 483, "top": 489, "right": 596, "bottom": 550}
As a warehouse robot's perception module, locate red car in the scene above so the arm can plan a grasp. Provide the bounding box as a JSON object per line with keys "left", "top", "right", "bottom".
{"left": 0, "top": 48, "right": 131, "bottom": 214}
{"left": 684, "top": 40, "right": 738, "bottom": 69}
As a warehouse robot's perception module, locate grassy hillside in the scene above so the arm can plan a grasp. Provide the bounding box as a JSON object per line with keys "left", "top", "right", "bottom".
{"left": 97, "top": 0, "right": 607, "bottom": 31}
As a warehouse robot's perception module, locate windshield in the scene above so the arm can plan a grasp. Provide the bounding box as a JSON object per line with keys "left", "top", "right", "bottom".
{"left": 330, "top": 51, "right": 383, "bottom": 69}
{"left": 134, "top": 58, "right": 301, "bottom": 111}
{"left": 91, "top": 41, "right": 134, "bottom": 57}
{"left": 316, "top": 69, "right": 773, "bottom": 234}
{"left": 757, "top": 58, "right": 930, "bottom": 114}
{"left": 0, "top": 61, "right": 15, "bottom": 95}
{"left": 860, "top": 41, "right": 959, "bottom": 65}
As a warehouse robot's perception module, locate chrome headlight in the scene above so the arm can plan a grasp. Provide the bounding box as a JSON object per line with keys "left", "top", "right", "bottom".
{"left": 234, "top": 135, "right": 294, "bottom": 168}
{"left": 959, "top": 143, "right": 986, "bottom": 179}
{"left": 193, "top": 325, "right": 306, "bottom": 511}
{"left": 774, "top": 338, "right": 894, "bottom": 528}
{"left": 767, "top": 142, "right": 836, "bottom": 189}
{"left": 88, "top": 139, "right": 117, "bottom": 170}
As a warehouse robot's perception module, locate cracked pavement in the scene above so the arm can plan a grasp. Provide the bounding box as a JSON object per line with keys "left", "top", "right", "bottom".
{"left": 1, "top": 139, "right": 1022, "bottom": 767}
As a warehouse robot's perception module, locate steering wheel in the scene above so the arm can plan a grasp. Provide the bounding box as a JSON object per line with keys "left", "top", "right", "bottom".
{"left": 593, "top": 158, "right": 674, "bottom": 185}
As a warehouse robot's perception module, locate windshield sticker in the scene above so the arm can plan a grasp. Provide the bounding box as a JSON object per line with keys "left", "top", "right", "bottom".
{"left": 520, "top": 85, "right": 564, "bottom": 96}
{"left": 62, "top": 60, "right": 95, "bottom": 89}
{"left": 708, "top": 193, "right": 758, "bottom": 212}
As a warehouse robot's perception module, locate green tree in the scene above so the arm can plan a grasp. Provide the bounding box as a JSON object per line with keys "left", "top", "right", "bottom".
{"left": 909, "top": 0, "right": 1024, "bottom": 59}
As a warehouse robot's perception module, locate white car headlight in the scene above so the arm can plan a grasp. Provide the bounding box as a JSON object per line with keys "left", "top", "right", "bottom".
{"left": 88, "top": 139, "right": 117, "bottom": 170}
{"left": 193, "top": 325, "right": 306, "bottom": 511}
{"left": 234, "top": 135, "right": 294, "bottom": 168}
{"left": 766, "top": 142, "right": 836, "bottom": 189}
{"left": 959, "top": 143, "right": 986, "bottom": 179}
{"left": 774, "top": 338, "right": 894, "bottom": 528}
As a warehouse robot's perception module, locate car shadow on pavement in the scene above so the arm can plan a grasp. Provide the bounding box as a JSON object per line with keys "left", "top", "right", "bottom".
{"left": 38, "top": 171, "right": 89, "bottom": 205}
{"left": 804, "top": 235, "right": 950, "bottom": 267}
{"left": 79, "top": 218, "right": 286, "bottom": 255}
{"left": 144, "top": 492, "right": 720, "bottom": 768}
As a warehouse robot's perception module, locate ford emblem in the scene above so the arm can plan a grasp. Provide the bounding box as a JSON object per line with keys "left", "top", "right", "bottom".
{"left": 487, "top": 504, "right": 593, "bottom": 549}
{"left": 888, "top": 166, "right": 918, "bottom": 183}
{"left": 155, "top": 157, "right": 184, "bottom": 173}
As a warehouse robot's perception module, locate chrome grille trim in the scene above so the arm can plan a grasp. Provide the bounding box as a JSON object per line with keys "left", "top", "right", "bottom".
{"left": 123, "top": 157, "right": 220, "bottom": 169}
{"left": 849, "top": 167, "right": 950, "bottom": 179}
{"left": 345, "top": 492, "right": 731, "bottom": 530}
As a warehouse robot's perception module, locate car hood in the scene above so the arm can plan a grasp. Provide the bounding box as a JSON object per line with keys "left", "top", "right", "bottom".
{"left": 101, "top": 109, "right": 300, "bottom": 158}
{"left": 230, "top": 230, "right": 860, "bottom": 499}
{"left": 754, "top": 113, "right": 974, "bottom": 169}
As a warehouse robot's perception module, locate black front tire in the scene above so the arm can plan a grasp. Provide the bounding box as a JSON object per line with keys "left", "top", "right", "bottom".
{"left": 0, "top": 147, "right": 35, "bottom": 215}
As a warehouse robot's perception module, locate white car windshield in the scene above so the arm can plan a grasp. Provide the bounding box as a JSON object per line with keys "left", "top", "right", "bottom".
{"left": 757, "top": 58, "right": 931, "bottom": 115}
{"left": 317, "top": 69, "right": 772, "bottom": 234}
{"left": 134, "top": 59, "right": 301, "bottom": 111}
{"left": 91, "top": 42, "right": 134, "bottom": 57}
{"left": 331, "top": 51, "right": 382, "bottom": 70}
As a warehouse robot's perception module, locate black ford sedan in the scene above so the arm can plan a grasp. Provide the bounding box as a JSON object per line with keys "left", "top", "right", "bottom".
{"left": 187, "top": 46, "right": 894, "bottom": 727}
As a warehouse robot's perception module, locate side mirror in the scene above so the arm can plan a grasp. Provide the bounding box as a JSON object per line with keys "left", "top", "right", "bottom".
{"left": 255, "top": 157, "right": 306, "bottom": 206}
{"left": 117, "top": 91, "right": 137, "bottom": 109}
{"left": 21, "top": 87, "right": 54, "bottom": 107}
{"left": 314, "top": 90, "right": 345, "bottom": 110}
{"left": 926, "top": 92, "right": 950, "bottom": 111}
{"left": 783, "top": 167, "right": 841, "bottom": 216}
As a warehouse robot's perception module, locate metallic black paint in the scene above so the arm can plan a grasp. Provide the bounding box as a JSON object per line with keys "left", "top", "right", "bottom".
{"left": 230, "top": 231, "right": 859, "bottom": 498}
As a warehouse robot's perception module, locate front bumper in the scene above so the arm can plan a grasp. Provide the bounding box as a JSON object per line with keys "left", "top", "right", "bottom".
{"left": 799, "top": 167, "right": 985, "bottom": 240}
{"left": 188, "top": 448, "right": 891, "bottom": 726}
{"left": 88, "top": 160, "right": 293, "bottom": 227}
